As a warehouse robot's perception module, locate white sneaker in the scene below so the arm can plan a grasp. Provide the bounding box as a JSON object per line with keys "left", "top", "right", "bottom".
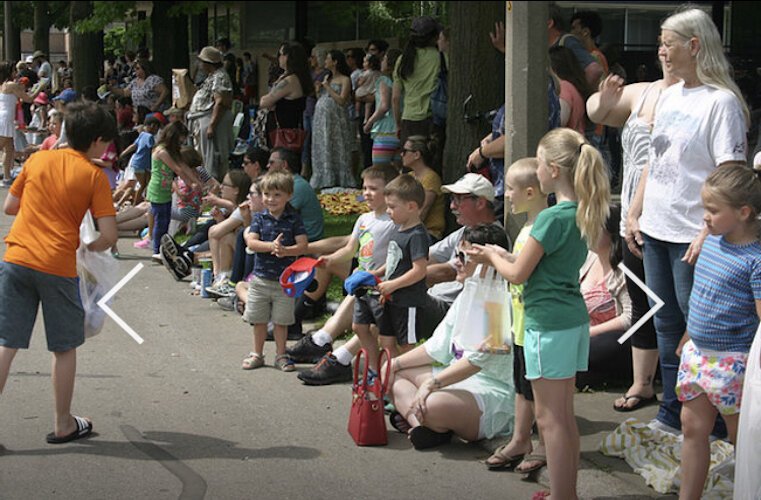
{"left": 647, "top": 419, "right": 681, "bottom": 436}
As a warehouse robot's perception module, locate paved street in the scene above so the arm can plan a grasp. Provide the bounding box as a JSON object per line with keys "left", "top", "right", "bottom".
{"left": 0, "top": 191, "right": 668, "bottom": 499}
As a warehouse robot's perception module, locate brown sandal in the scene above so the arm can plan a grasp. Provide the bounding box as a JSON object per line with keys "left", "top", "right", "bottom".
{"left": 485, "top": 444, "right": 525, "bottom": 471}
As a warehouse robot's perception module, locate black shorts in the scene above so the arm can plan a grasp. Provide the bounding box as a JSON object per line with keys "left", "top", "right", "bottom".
{"left": 352, "top": 293, "right": 384, "bottom": 326}
{"left": 378, "top": 303, "right": 422, "bottom": 346}
{"left": 513, "top": 345, "right": 534, "bottom": 401}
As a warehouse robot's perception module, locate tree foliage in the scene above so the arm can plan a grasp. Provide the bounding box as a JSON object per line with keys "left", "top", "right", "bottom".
{"left": 367, "top": 1, "right": 448, "bottom": 39}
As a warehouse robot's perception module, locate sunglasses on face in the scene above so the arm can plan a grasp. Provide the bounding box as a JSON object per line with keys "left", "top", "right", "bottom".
{"left": 457, "top": 250, "right": 469, "bottom": 266}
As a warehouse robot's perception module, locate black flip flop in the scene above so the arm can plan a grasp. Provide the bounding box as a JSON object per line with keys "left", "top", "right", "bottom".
{"left": 409, "top": 426, "right": 452, "bottom": 450}
{"left": 613, "top": 394, "right": 658, "bottom": 412}
{"left": 389, "top": 411, "right": 412, "bottom": 434}
{"left": 46, "top": 415, "right": 93, "bottom": 444}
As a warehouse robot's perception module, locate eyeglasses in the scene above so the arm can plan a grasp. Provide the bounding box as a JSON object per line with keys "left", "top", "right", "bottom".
{"left": 222, "top": 182, "right": 236, "bottom": 188}
{"left": 451, "top": 194, "right": 477, "bottom": 205}
{"left": 248, "top": 191, "right": 259, "bottom": 198}
{"left": 401, "top": 149, "right": 417, "bottom": 156}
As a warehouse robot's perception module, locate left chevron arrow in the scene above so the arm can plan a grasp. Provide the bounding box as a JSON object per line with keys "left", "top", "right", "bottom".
{"left": 97, "top": 263, "right": 145, "bottom": 344}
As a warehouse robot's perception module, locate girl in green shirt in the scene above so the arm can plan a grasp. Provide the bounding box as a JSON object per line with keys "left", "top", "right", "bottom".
{"left": 468, "top": 128, "right": 610, "bottom": 500}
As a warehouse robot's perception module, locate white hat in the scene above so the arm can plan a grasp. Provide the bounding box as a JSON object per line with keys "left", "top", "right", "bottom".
{"left": 25, "top": 55, "right": 34, "bottom": 63}
{"left": 441, "top": 173, "right": 495, "bottom": 202}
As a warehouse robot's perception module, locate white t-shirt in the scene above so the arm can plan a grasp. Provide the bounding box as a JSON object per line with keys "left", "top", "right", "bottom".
{"left": 351, "top": 211, "right": 396, "bottom": 272}
{"left": 753, "top": 151, "right": 761, "bottom": 170}
{"left": 640, "top": 82, "right": 747, "bottom": 243}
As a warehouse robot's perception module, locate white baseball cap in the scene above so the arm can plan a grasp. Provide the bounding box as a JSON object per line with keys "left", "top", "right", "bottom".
{"left": 441, "top": 173, "right": 495, "bottom": 202}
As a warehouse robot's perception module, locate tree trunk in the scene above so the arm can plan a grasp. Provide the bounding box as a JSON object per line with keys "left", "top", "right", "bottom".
{"left": 33, "top": 1, "right": 50, "bottom": 56}
{"left": 152, "top": 1, "right": 189, "bottom": 97}
{"left": 442, "top": 1, "right": 505, "bottom": 184}
{"left": 70, "top": 1, "right": 100, "bottom": 91}
{"left": 4, "top": 1, "right": 21, "bottom": 61}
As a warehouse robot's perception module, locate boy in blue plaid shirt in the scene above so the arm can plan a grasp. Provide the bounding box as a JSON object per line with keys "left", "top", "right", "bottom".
{"left": 242, "top": 170, "right": 308, "bottom": 371}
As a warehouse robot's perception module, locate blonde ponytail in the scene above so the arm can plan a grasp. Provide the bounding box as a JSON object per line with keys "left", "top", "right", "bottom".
{"left": 574, "top": 143, "right": 610, "bottom": 246}
{"left": 538, "top": 128, "right": 611, "bottom": 246}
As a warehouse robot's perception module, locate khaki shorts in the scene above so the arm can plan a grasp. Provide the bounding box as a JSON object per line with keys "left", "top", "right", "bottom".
{"left": 243, "top": 275, "right": 295, "bottom": 326}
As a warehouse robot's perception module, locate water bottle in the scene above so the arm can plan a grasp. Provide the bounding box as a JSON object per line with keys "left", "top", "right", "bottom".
{"left": 200, "top": 269, "right": 213, "bottom": 298}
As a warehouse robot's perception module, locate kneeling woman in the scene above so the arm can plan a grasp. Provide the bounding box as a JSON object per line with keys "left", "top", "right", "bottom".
{"left": 386, "top": 224, "right": 514, "bottom": 449}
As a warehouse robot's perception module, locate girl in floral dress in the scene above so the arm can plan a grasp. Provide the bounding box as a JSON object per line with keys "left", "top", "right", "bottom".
{"left": 675, "top": 165, "right": 761, "bottom": 499}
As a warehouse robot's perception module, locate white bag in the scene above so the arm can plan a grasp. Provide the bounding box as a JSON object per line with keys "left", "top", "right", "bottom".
{"left": 453, "top": 264, "right": 512, "bottom": 353}
{"left": 734, "top": 324, "right": 761, "bottom": 500}
{"left": 77, "top": 212, "right": 118, "bottom": 338}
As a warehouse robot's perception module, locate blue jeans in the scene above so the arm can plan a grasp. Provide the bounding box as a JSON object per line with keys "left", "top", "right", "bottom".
{"left": 642, "top": 233, "right": 727, "bottom": 437}
{"left": 151, "top": 202, "right": 172, "bottom": 254}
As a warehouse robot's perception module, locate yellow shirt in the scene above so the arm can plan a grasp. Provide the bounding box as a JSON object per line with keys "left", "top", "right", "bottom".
{"left": 415, "top": 168, "right": 445, "bottom": 238}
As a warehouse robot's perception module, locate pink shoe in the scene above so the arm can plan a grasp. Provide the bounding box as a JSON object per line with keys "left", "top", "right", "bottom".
{"left": 133, "top": 238, "right": 151, "bottom": 249}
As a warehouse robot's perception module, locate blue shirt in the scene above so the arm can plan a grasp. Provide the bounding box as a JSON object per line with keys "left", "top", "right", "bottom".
{"left": 131, "top": 131, "right": 155, "bottom": 171}
{"left": 489, "top": 105, "right": 505, "bottom": 197}
{"left": 250, "top": 206, "right": 307, "bottom": 280}
{"left": 688, "top": 235, "right": 761, "bottom": 352}
{"left": 291, "top": 174, "right": 324, "bottom": 241}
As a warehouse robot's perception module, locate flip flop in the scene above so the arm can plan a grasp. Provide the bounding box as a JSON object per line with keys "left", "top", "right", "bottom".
{"left": 408, "top": 426, "right": 453, "bottom": 450}
{"left": 389, "top": 411, "right": 412, "bottom": 434}
{"left": 516, "top": 453, "right": 547, "bottom": 474}
{"left": 485, "top": 444, "right": 525, "bottom": 471}
{"left": 613, "top": 393, "right": 658, "bottom": 412}
{"left": 46, "top": 415, "right": 93, "bottom": 444}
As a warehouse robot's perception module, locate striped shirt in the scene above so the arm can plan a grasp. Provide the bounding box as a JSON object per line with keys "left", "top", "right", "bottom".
{"left": 688, "top": 235, "right": 761, "bottom": 352}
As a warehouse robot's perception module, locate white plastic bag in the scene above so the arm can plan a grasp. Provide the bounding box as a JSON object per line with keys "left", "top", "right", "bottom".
{"left": 453, "top": 264, "right": 512, "bottom": 353}
{"left": 77, "top": 211, "right": 118, "bottom": 338}
{"left": 734, "top": 324, "right": 761, "bottom": 500}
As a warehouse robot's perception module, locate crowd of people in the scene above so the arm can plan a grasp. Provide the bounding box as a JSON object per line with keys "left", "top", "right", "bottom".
{"left": 0, "top": 5, "right": 760, "bottom": 500}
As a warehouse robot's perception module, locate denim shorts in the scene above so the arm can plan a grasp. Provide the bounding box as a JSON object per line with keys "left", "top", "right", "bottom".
{"left": 524, "top": 323, "right": 590, "bottom": 380}
{"left": 0, "top": 262, "right": 85, "bottom": 352}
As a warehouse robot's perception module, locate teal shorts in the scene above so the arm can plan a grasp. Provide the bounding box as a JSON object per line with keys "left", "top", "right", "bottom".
{"left": 524, "top": 323, "right": 590, "bottom": 380}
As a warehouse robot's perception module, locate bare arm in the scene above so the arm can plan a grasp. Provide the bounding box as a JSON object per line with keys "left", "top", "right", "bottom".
{"left": 151, "top": 82, "right": 169, "bottom": 112}
{"left": 392, "top": 81, "right": 402, "bottom": 133}
{"left": 426, "top": 261, "right": 457, "bottom": 286}
{"left": 3, "top": 193, "right": 20, "bottom": 215}
{"left": 273, "top": 233, "right": 309, "bottom": 258}
{"left": 589, "top": 272, "right": 632, "bottom": 336}
{"left": 306, "top": 235, "right": 351, "bottom": 256}
{"left": 245, "top": 231, "right": 275, "bottom": 253}
{"left": 363, "top": 80, "right": 391, "bottom": 132}
{"left": 584, "top": 61, "right": 604, "bottom": 88}
{"left": 377, "top": 257, "right": 427, "bottom": 297}
{"left": 259, "top": 76, "right": 293, "bottom": 109}
{"left": 321, "top": 236, "right": 359, "bottom": 267}
{"left": 323, "top": 76, "right": 351, "bottom": 107}
{"left": 625, "top": 165, "right": 648, "bottom": 258}
{"left": 155, "top": 149, "right": 201, "bottom": 189}
{"left": 119, "top": 143, "right": 137, "bottom": 158}
{"left": 468, "top": 237, "right": 544, "bottom": 285}
{"left": 587, "top": 76, "right": 647, "bottom": 128}
{"left": 86, "top": 216, "right": 118, "bottom": 252}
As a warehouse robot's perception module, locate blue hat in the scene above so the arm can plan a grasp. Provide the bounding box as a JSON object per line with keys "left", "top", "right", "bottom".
{"left": 279, "top": 257, "right": 320, "bottom": 298}
{"left": 343, "top": 271, "right": 381, "bottom": 296}
{"left": 52, "top": 88, "right": 78, "bottom": 104}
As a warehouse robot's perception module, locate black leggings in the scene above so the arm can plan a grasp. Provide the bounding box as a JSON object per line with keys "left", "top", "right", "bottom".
{"left": 622, "top": 241, "right": 658, "bottom": 349}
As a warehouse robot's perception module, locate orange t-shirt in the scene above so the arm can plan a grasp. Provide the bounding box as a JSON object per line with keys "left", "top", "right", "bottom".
{"left": 4, "top": 148, "right": 116, "bottom": 277}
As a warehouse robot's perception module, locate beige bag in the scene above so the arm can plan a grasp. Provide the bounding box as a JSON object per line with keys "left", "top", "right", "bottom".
{"left": 172, "top": 69, "right": 194, "bottom": 109}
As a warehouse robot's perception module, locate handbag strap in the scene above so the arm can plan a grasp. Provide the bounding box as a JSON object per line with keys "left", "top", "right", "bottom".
{"left": 377, "top": 348, "right": 392, "bottom": 397}
{"left": 353, "top": 347, "right": 369, "bottom": 388}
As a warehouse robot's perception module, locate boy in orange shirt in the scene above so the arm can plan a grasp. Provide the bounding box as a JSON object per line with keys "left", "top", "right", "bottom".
{"left": 0, "top": 102, "right": 118, "bottom": 444}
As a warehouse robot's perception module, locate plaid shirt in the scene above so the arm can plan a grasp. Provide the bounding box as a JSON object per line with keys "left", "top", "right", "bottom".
{"left": 250, "top": 205, "right": 306, "bottom": 280}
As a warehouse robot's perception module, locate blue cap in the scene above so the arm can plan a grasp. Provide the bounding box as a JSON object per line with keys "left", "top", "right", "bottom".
{"left": 343, "top": 271, "right": 380, "bottom": 296}
{"left": 52, "top": 88, "right": 78, "bottom": 104}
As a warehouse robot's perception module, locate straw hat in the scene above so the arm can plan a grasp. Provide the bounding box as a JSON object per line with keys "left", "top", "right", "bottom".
{"left": 197, "top": 46, "right": 223, "bottom": 65}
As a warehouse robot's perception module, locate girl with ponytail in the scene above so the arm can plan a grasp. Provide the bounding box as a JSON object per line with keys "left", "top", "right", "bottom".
{"left": 468, "top": 127, "right": 610, "bottom": 499}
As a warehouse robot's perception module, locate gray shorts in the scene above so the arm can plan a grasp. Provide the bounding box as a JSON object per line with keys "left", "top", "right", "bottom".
{"left": 0, "top": 262, "right": 85, "bottom": 352}
{"left": 352, "top": 293, "right": 384, "bottom": 326}
{"left": 243, "top": 275, "right": 296, "bottom": 326}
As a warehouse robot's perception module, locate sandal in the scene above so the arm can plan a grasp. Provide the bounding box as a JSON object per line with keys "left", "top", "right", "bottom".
{"left": 389, "top": 411, "right": 412, "bottom": 434}
{"left": 46, "top": 415, "right": 93, "bottom": 444}
{"left": 531, "top": 490, "right": 551, "bottom": 500}
{"left": 613, "top": 393, "right": 658, "bottom": 412}
{"left": 274, "top": 354, "right": 295, "bottom": 372}
{"left": 485, "top": 443, "right": 525, "bottom": 471}
{"left": 241, "top": 352, "right": 264, "bottom": 370}
{"left": 516, "top": 453, "right": 547, "bottom": 474}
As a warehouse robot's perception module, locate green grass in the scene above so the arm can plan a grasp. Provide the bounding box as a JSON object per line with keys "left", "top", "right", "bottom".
{"left": 322, "top": 212, "right": 360, "bottom": 303}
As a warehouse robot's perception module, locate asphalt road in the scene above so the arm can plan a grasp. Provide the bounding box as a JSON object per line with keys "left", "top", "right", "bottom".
{"left": 0, "top": 193, "right": 551, "bottom": 500}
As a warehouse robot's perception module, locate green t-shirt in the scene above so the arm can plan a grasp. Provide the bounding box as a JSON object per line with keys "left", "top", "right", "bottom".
{"left": 511, "top": 224, "right": 532, "bottom": 346}
{"left": 146, "top": 149, "right": 174, "bottom": 204}
{"left": 524, "top": 202, "right": 589, "bottom": 331}
{"left": 393, "top": 46, "right": 440, "bottom": 121}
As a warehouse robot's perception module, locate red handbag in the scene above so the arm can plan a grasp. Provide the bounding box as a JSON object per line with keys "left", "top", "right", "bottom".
{"left": 348, "top": 348, "right": 391, "bottom": 446}
{"left": 268, "top": 113, "right": 305, "bottom": 152}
